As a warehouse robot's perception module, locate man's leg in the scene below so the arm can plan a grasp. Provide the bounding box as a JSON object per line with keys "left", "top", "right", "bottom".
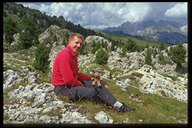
{"left": 84, "top": 80, "right": 117, "bottom": 106}
{"left": 68, "top": 86, "right": 99, "bottom": 102}
{"left": 54, "top": 85, "right": 99, "bottom": 102}
{"left": 54, "top": 82, "right": 135, "bottom": 112}
{"left": 83, "top": 80, "right": 136, "bottom": 112}
{"left": 96, "top": 85, "right": 117, "bottom": 106}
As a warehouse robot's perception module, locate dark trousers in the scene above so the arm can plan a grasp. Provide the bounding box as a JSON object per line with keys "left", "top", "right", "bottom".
{"left": 54, "top": 80, "right": 117, "bottom": 107}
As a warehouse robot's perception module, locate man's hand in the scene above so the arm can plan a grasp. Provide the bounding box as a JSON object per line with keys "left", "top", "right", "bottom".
{"left": 90, "top": 68, "right": 103, "bottom": 86}
{"left": 93, "top": 72, "right": 101, "bottom": 78}
{"left": 91, "top": 71, "right": 101, "bottom": 86}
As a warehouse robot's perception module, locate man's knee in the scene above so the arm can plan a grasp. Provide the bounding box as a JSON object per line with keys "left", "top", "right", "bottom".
{"left": 88, "top": 88, "right": 97, "bottom": 97}
{"left": 68, "top": 87, "right": 98, "bottom": 101}
{"left": 68, "top": 88, "right": 77, "bottom": 100}
{"left": 79, "top": 88, "right": 98, "bottom": 100}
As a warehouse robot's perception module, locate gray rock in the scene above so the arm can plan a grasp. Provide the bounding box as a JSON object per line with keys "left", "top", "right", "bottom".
{"left": 3, "top": 70, "right": 22, "bottom": 89}
{"left": 94, "top": 111, "right": 113, "bottom": 124}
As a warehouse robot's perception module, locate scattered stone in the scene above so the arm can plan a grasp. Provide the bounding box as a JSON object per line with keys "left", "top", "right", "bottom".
{"left": 94, "top": 111, "right": 113, "bottom": 124}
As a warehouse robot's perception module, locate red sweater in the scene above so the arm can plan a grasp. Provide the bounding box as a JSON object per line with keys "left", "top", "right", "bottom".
{"left": 51, "top": 44, "right": 91, "bottom": 86}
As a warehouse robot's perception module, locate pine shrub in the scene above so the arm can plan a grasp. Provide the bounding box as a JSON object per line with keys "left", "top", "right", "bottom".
{"left": 34, "top": 44, "right": 50, "bottom": 73}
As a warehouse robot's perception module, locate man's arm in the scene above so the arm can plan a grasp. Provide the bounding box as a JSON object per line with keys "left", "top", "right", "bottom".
{"left": 78, "top": 72, "right": 91, "bottom": 80}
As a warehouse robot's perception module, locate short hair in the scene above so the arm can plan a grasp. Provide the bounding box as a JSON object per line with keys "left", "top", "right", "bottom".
{"left": 69, "top": 33, "right": 84, "bottom": 42}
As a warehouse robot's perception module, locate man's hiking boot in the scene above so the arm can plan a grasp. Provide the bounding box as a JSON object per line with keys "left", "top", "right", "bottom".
{"left": 116, "top": 103, "right": 135, "bottom": 113}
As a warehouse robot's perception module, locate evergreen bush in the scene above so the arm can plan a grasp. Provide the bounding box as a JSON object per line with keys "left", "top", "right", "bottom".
{"left": 95, "top": 48, "right": 109, "bottom": 65}
{"left": 34, "top": 44, "right": 50, "bottom": 73}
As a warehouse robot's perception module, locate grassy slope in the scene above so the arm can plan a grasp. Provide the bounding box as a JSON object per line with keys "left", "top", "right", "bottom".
{"left": 109, "top": 34, "right": 170, "bottom": 49}
{"left": 72, "top": 79, "right": 187, "bottom": 123}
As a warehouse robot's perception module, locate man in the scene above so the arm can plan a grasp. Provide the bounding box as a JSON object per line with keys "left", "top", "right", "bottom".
{"left": 51, "top": 33, "right": 135, "bottom": 113}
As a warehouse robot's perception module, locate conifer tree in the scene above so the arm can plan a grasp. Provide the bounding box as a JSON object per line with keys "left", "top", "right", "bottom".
{"left": 169, "top": 43, "right": 186, "bottom": 72}
{"left": 145, "top": 48, "right": 153, "bottom": 65}
{"left": 18, "top": 15, "right": 38, "bottom": 49}
{"left": 34, "top": 44, "right": 50, "bottom": 73}
{"left": 95, "top": 48, "right": 109, "bottom": 65}
{"left": 3, "top": 17, "right": 18, "bottom": 46}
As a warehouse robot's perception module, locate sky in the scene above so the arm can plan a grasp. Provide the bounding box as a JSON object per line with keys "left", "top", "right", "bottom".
{"left": 18, "top": 2, "right": 188, "bottom": 29}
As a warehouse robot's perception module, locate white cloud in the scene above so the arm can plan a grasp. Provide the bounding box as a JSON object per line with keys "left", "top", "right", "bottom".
{"left": 165, "top": 3, "right": 187, "bottom": 17}
{"left": 19, "top": 2, "right": 151, "bottom": 28}
{"left": 39, "top": 4, "right": 50, "bottom": 14}
{"left": 18, "top": 2, "right": 187, "bottom": 29}
{"left": 122, "top": 3, "right": 150, "bottom": 23}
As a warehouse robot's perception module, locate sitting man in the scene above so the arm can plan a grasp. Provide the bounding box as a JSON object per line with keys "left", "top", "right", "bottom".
{"left": 51, "top": 32, "right": 135, "bottom": 112}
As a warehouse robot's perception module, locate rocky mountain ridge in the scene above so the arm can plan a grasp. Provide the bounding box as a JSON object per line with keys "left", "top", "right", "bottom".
{"left": 103, "top": 20, "right": 188, "bottom": 44}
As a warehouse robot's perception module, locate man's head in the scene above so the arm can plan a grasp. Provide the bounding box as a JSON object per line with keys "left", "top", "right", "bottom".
{"left": 68, "top": 33, "right": 84, "bottom": 52}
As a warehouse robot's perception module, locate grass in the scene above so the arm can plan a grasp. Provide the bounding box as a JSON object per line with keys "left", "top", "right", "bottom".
{"left": 3, "top": 112, "right": 9, "bottom": 121}
{"left": 67, "top": 79, "right": 187, "bottom": 123}
{"left": 124, "top": 84, "right": 187, "bottom": 123}
{"left": 4, "top": 48, "right": 35, "bottom": 74}
{"left": 41, "top": 107, "right": 63, "bottom": 119}
{"left": 3, "top": 87, "right": 19, "bottom": 105}
{"left": 54, "top": 78, "right": 187, "bottom": 123}
{"left": 139, "top": 93, "right": 187, "bottom": 123}
{"left": 109, "top": 34, "right": 170, "bottom": 50}
{"left": 3, "top": 81, "right": 29, "bottom": 105}
{"left": 162, "top": 74, "right": 178, "bottom": 81}
{"left": 36, "top": 70, "right": 51, "bottom": 83}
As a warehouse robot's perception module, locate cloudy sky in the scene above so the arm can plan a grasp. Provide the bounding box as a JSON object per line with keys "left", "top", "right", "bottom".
{"left": 18, "top": 2, "right": 188, "bottom": 29}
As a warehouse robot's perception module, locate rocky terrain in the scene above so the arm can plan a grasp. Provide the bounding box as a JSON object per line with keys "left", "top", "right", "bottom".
{"left": 3, "top": 25, "right": 188, "bottom": 124}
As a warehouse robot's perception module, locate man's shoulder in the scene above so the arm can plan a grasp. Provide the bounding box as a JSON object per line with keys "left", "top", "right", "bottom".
{"left": 57, "top": 48, "right": 70, "bottom": 59}
{"left": 58, "top": 48, "right": 68, "bottom": 54}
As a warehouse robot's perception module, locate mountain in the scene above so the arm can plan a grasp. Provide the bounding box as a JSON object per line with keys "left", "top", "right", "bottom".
{"left": 103, "top": 20, "right": 188, "bottom": 44}
{"left": 158, "top": 32, "right": 187, "bottom": 45}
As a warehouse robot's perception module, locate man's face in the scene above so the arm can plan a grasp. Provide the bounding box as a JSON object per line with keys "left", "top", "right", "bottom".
{"left": 68, "top": 36, "right": 83, "bottom": 52}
